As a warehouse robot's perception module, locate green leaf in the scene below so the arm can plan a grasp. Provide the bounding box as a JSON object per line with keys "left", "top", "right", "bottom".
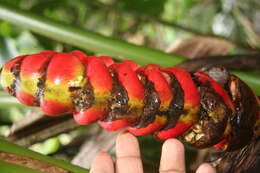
{"left": 182, "top": 0, "right": 198, "bottom": 9}
{"left": 0, "top": 22, "right": 12, "bottom": 36}
{"left": 117, "top": 0, "right": 167, "bottom": 17}
{"left": 29, "top": 0, "right": 70, "bottom": 13}
{"left": 0, "top": 0, "right": 21, "bottom": 7}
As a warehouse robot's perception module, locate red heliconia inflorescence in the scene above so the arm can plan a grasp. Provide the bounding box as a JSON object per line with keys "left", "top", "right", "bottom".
{"left": 0, "top": 51, "right": 259, "bottom": 151}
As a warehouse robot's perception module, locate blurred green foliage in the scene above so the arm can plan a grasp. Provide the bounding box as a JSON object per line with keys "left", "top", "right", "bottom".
{"left": 1, "top": 0, "right": 259, "bottom": 55}
{"left": 117, "top": 0, "right": 167, "bottom": 17}
{"left": 0, "top": 0, "right": 259, "bottom": 173}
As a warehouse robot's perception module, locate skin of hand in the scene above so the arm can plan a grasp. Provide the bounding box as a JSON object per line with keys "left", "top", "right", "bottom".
{"left": 90, "top": 132, "right": 216, "bottom": 173}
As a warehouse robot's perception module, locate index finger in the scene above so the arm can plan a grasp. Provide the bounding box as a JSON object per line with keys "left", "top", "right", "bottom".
{"left": 159, "top": 139, "right": 185, "bottom": 173}
{"left": 116, "top": 132, "right": 143, "bottom": 173}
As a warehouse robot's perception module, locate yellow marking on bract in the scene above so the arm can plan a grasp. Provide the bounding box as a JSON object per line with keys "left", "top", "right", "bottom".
{"left": 44, "top": 75, "right": 86, "bottom": 105}
{"left": 93, "top": 91, "right": 111, "bottom": 109}
{"left": 179, "top": 104, "right": 200, "bottom": 123}
{"left": 0, "top": 70, "right": 15, "bottom": 89}
{"left": 19, "top": 75, "right": 39, "bottom": 95}
{"left": 128, "top": 98, "right": 144, "bottom": 108}
{"left": 223, "top": 119, "right": 232, "bottom": 136}
{"left": 94, "top": 91, "right": 110, "bottom": 101}
{"left": 160, "top": 100, "right": 172, "bottom": 111}
{"left": 44, "top": 63, "right": 86, "bottom": 105}
{"left": 44, "top": 81, "right": 72, "bottom": 105}
{"left": 157, "top": 102, "right": 171, "bottom": 120}
{"left": 208, "top": 112, "right": 215, "bottom": 117}
{"left": 155, "top": 115, "right": 167, "bottom": 124}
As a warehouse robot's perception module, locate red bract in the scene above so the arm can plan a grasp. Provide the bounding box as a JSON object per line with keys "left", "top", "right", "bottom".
{"left": 42, "top": 53, "right": 85, "bottom": 115}
{"left": 99, "top": 62, "right": 144, "bottom": 131}
{"left": 1, "top": 51, "right": 259, "bottom": 151}
{"left": 99, "top": 120, "right": 129, "bottom": 131}
{"left": 194, "top": 72, "right": 234, "bottom": 110}
{"left": 0, "top": 55, "right": 25, "bottom": 94}
{"left": 17, "top": 53, "right": 50, "bottom": 106}
{"left": 73, "top": 57, "right": 113, "bottom": 125}
{"left": 128, "top": 65, "right": 171, "bottom": 136}
{"left": 2, "top": 51, "right": 53, "bottom": 104}
{"left": 155, "top": 67, "right": 200, "bottom": 140}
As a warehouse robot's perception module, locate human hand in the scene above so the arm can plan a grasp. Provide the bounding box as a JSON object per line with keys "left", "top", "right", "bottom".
{"left": 90, "top": 132, "right": 216, "bottom": 173}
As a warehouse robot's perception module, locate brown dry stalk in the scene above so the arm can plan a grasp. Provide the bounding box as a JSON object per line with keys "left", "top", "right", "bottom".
{"left": 0, "top": 152, "right": 69, "bottom": 173}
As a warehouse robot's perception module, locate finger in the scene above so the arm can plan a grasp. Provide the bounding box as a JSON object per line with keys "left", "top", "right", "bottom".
{"left": 159, "top": 139, "right": 185, "bottom": 173}
{"left": 116, "top": 132, "right": 143, "bottom": 173}
{"left": 90, "top": 152, "right": 114, "bottom": 173}
{"left": 196, "top": 163, "right": 216, "bottom": 173}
